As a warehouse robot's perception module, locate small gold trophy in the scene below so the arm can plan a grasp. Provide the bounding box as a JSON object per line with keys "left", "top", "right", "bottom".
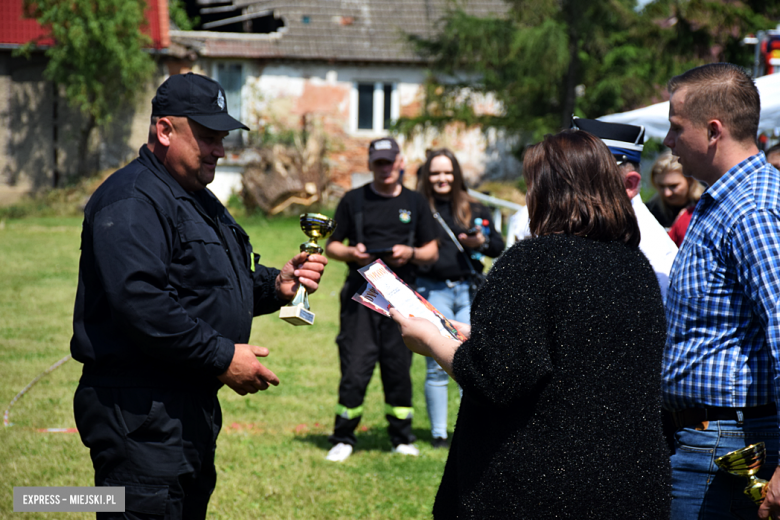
{"left": 279, "top": 213, "right": 336, "bottom": 326}
{"left": 714, "top": 442, "right": 768, "bottom": 505}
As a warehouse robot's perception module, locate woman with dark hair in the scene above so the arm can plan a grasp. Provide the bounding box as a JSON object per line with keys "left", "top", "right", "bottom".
{"left": 391, "top": 130, "right": 671, "bottom": 519}
{"left": 415, "top": 149, "right": 504, "bottom": 448}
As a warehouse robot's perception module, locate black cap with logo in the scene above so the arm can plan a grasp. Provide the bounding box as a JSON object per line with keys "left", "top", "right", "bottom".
{"left": 368, "top": 137, "right": 400, "bottom": 164}
{"left": 151, "top": 73, "right": 249, "bottom": 132}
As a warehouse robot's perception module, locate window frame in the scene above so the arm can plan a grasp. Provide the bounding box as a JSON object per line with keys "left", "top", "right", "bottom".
{"left": 349, "top": 81, "right": 399, "bottom": 135}
{"left": 212, "top": 61, "right": 245, "bottom": 147}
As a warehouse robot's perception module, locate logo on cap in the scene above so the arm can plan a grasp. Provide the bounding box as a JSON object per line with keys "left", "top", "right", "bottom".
{"left": 217, "top": 90, "right": 226, "bottom": 111}
{"left": 374, "top": 140, "right": 392, "bottom": 151}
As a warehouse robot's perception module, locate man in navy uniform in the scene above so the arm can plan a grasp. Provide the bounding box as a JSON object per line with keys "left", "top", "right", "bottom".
{"left": 71, "top": 73, "right": 327, "bottom": 518}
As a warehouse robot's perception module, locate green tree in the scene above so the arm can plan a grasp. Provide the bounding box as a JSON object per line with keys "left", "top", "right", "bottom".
{"left": 641, "top": 0, "right": 780, "bottom": 77}
{"left": 397, "top": 0, "right": 778, "bottom": 152}
{"left": 17, "top": 0, "right": 156, "bottom": 178}
{"left": 169, "top": 0, "right": 198, "bottom": 31}
{"left": 397, "top": 0, "right": 646, "bottom": 145}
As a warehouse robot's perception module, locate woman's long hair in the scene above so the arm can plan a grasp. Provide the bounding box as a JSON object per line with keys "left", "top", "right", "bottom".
{"left": 417, "top": 148, "right": 473, "bottom": 228}
{"left": 523, "top": 130, "right": 640, "bottom": 247}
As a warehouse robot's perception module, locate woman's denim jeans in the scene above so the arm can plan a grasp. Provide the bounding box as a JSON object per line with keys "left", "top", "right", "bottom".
{"left": 416, "top": 277, "right": 471, "bottom": 440}
{"left": 671, "top": 416, "right": 779, "bottom": 520}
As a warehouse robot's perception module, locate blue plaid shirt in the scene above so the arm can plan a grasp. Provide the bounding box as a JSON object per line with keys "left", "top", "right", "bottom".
{"left": 662, "top": 153, "right": 780, "bottom": 411}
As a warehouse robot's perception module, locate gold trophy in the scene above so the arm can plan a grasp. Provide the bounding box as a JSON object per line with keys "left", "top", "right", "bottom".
{"left": 714, "top": 442, "right": 768, "bottom": 505}
{"left": 279, "top": 213, "right": 336, "bottom": 326}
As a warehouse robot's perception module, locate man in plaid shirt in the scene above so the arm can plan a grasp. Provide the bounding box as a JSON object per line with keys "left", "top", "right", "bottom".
{"left": 662, "top": 63, "right": 780, "bottom": 519}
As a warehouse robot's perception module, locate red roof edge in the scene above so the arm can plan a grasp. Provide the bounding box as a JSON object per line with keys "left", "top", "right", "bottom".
{"left": 0, "top": 0, "right": 169, "bottom": 49}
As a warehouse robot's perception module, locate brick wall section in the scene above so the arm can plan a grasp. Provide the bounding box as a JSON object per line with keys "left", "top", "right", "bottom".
{"left": 329, "top": 136, "right": 372, "bottom": 188}
{"left": 247, "top": 75, "right": 410, "bottom": 190}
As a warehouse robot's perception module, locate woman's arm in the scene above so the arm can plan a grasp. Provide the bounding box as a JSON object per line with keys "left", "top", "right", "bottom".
{"left": 450, "top": 241, "right": 554, "bottom": 406}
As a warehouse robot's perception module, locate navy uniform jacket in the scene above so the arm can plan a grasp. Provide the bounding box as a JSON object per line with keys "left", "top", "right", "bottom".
{"left": 71, "top": 146, "right": 284, "bottom": 390}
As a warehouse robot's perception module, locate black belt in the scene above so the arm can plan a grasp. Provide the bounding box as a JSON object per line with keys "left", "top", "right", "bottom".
{"left": 670, "top": 403, "right": 777, "bottom": 429}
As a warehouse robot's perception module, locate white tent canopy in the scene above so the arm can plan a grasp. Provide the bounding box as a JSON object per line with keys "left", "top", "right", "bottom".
{"left": 599, "top": 73, "right": 780, "bottom": 140}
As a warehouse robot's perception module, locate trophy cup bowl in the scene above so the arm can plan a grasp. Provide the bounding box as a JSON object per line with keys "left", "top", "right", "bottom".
{"left": 714, "top": 442, "right": 768, "bottom": 505}
{"left": 299, "top": 213, "right": 337, "bottom": 255}
{"left": 279, "top": 213, "right": 336, "bottom": 326}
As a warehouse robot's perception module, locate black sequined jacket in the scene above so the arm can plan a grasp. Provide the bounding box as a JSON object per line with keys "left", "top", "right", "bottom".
{"left": 434, "top": 234, "right": 671, "bottom": 519}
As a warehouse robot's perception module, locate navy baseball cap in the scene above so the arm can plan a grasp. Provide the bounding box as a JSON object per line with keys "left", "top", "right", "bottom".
{"left": 571, "top": 116, "right": 645, "bottom": 165}
{"left": 152, "top": 73, "right": 249, "bottom": 132}
{"left": 368, "top": 137, "right": 400, "bottom": 164}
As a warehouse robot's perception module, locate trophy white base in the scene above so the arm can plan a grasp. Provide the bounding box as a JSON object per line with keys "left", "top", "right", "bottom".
{"left": 279, "top": 304, "right": 315, "bottom": 326}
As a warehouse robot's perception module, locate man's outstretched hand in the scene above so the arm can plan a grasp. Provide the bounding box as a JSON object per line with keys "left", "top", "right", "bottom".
{"left": 276, "top": 252, "right": 328, "bottom": 301}
{"left": 218, "top": 343, "right": 280, "bottom": 395}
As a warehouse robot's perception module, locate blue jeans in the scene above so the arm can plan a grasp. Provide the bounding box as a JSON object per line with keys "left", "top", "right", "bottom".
{"left": 671, "top": 417, "right": 780, "bottom": 520}
{"left": 416, "top": 277, "right": 471, "bottom": 440}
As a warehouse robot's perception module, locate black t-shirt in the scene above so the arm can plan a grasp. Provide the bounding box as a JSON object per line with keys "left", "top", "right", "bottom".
{"left": 419, "top": 197, "right": 505, "bottom": 281}
{"left": 330, "top": 184, "right": 437, "bottom": 283}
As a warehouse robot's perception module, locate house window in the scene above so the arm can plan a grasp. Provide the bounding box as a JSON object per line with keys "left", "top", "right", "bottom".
{"left": 215, "top": 63, "right": 244, "bottom": 146}
{"left": 383, "top": 84, "right": 393, "bottom": 129}
{"left": 357, "top": 84, "right": 374, "bottom": 130}
{"left": 353, "top": 82, "right": 398, "bottom": 133}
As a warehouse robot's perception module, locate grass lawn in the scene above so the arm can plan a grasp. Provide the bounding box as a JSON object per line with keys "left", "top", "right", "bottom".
{"left": 0, "top": 215, "right": 458, "bottom": 519}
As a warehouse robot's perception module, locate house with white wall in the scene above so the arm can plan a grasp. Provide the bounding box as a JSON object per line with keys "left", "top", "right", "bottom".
{"left": 169, "top": 0, "right": 520, "bottom": 194}
{"left": 1, "top": 0, "right": 521, "bottom": 205}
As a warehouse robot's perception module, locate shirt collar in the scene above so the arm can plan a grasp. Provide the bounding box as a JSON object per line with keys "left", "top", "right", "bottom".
{"left": 702, "top": 152, "right": 767, "bottom": 205}
{"left": 137, "top": 145, "right": 196, "bottom": 201}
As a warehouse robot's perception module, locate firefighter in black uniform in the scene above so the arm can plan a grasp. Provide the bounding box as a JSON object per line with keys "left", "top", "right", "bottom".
{"left": 70, "top": 73, "right": 327, "bottom": 519}
{"left": 324, "top": 137, "right": 438, "bottom": 462}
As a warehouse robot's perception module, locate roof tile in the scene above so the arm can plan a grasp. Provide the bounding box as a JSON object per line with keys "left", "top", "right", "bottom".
{"left": 174, "top": 0, "right": 507, "bottom": 62}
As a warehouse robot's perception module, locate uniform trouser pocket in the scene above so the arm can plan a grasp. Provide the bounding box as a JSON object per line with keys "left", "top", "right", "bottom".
{"left": 103, "top": 479, "right": 168, "bottom": 517}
